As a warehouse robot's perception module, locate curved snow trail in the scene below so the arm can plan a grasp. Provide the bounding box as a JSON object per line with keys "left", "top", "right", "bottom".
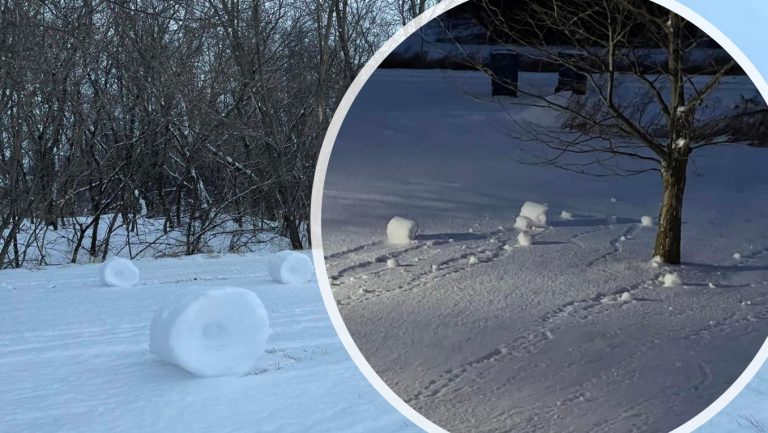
{"left": 319, "top": 68, "right": 768, "bottom": 433}
{"left": 325, "top": 214, "right": 768, "bottom": 433}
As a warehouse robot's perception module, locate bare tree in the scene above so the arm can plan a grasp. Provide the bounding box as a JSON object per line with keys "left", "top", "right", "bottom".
{"left": 0, "top": 0, "right": 398, "bottom": 267}
{"left": 469, "top": 0, "right": 767, "bottom": 264}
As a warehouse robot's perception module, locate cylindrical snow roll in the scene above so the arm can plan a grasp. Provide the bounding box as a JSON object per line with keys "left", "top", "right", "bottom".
{"left": 100, "top": 257, "right": 140, "bottom": 287}
{"left": 519, "top": 201, "right": 549, "bottom": 227}
{"left": 267, "top": 251, "right": 314, "bottom": 284}
{"left": 386, "top": 216, "right": 418, "bottom": 244}
{"left": 149, "top": 287, "right": 271, "bottom": 377}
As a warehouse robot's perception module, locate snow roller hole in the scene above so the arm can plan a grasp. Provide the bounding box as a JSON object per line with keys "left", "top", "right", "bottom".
{"left": 268, "top": 251, "right": 314, "bottom": 284}
{"left": 202, "top": 321, "right": 230, "bottom": 341}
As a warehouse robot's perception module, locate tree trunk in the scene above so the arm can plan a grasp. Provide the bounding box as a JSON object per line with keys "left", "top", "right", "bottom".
{"left": 654, "top": 157, "right": 688, "bottom": 264}
{"left": 283, "top": 215, "right": 304, "bottom": 250}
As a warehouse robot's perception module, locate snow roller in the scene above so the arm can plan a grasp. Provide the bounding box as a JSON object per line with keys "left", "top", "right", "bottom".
{"left": 268, "top": 251, "right": 314, "bottom": 284}
{"left": 150, "top": 287, "right": 271, "bottom": 377}
{"left": 100, "top": 257, "right": 140, "bottom": 287}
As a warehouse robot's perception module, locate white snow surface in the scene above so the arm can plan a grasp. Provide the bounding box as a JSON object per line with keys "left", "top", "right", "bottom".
{"left": 0, "top": 253, "right": 417, "bottom": 433}
{"left": 267, "top": 250, "right": 315, "bottom": 284}
{"left": 386, "top": 216, "right": 419, "bottom": 244}
{"left": 99, "top": 257, "right": 140, "bottom": 287}
{"left": 149, "top": 287, "right": 271, "bottom": 377}
{"left": 321, "top": 69, "right": 768, "bottom": 433}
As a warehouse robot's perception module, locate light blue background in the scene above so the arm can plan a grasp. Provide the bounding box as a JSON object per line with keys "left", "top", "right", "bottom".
{"left": 680, "top": 1, "right": 768, "bottom": 431}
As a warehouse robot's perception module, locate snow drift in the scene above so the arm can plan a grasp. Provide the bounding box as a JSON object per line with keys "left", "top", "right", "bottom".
{"left": 387, "top": 216, "right": 418, "bottom": 244}
{"left": 268, "top": 251, "right": 314, "bottom": 284}
{"left": 99, "top": 257, "right": 140, "bottom": 287}
{"left": 149, "top": 287, "right": 271, "bottom": 377}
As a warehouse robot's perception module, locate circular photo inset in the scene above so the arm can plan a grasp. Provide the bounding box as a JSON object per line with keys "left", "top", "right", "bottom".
{"left": 316, "top": 1, "right": 768, "bottom": 432}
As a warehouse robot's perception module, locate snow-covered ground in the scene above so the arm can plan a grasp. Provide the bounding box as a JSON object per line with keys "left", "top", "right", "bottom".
{"left": 0, "top": 253, "right": 418, "bottom": 433}
{"left": 320, "top": 69, "right": 768, "bottom": 432}
{"left": 697, "top": 364, "right": 768, "bottom": 432}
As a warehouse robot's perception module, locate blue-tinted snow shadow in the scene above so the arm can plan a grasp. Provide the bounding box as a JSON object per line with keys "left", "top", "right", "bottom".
{"left": 682, "top": 262, "right": 768, "bottom": 273}
{"left": 138, "top": 354, "right": 201, "bottom": 382}
{"left": 416, "top": 232, "right": 485, "bottom": 242}
{"left": 549, "top": 217, "right": 637, "bottom": 227}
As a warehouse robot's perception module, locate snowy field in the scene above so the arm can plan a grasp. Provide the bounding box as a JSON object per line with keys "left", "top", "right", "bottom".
{"left": 320, "top": 69, "right": 768, "bottom": 432}
{"left": 0, "top": 253, "right": 418, "bottom": 433}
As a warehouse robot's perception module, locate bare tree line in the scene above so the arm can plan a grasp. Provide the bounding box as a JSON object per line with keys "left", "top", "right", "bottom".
{"left": 0, "top": 0, "right": 413, "bottom": 268}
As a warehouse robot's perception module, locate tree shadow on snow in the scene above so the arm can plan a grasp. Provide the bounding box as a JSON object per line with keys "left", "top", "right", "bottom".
{"left": 417, "top": 232, "right": 485, "bottom": 242}
{"left": 682, "top": 262, "right": 768, "bottom": 273}
{"left": 549, "top": 216, "right": 637, "bottom": 228}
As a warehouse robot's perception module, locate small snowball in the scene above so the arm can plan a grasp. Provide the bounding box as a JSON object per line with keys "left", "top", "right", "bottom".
{"left": 733, "top": 252, "right": 742, "bottom": 260}
{"left": 517, "top": 231, "right": 532, "bottom": 246}
{"left": 640, "top": 216, "right": 653, "bottom": 227}
{"left": 468, "top": 255, "right": 479, "bottom": 265}
{"left": 519, "top": 201, "right": 549, "bottom": 227}
{"left": 610, "top": 197, "right": 617, "bottom": 203}
{"left": 650, "top": 255, "right": 663, "bottom": 268}
{"left": 619, "top": 292, "right": 632, "bottom": 302}
{"left": 560, "top": 211, "right": 573, "bottom": 220}
{"left": 708, "top": 283, "right": 716, "bottom": 288}
{"left": 514, "top": 215, "right": 534, "bottom": 231}
{"left": 619, "top": 236, "right": 626, "bottom": 241}
{"left": 267, "top": 251, "right": 314, "bottom": 284}
{"left": 100, "top": 257, "right": 140, "bottom": 288}
{"left": 386, "top": 258, "right": 399, "bottom": 268}
{"left": 386, "top": 216, "right": 418, "bottom": 244}
{"left": 431, "top": 264, "right": 439, "bottom": 272}
{"left": 503, "top": 243, "right": 515, "bottom": 251}
{"left": 662, "top": 272, "right": 682, "bottom": 287}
